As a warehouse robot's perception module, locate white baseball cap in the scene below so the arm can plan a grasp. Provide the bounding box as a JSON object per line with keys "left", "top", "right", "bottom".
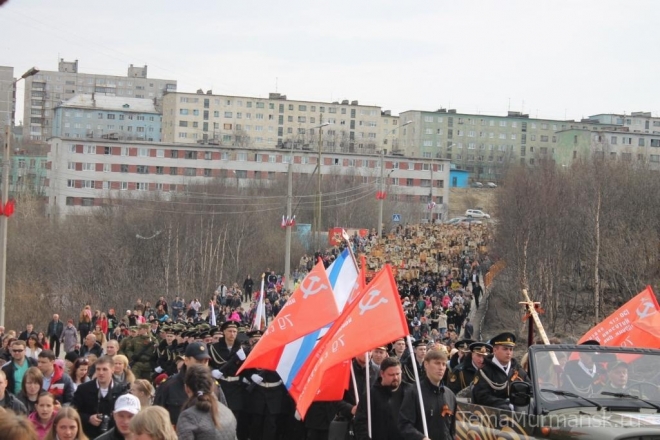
{"left": 114, "top": 394, "right": 141, "bottom": 415}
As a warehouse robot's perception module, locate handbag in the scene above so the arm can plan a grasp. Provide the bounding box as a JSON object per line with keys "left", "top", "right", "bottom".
{"left": 328, "top": 415, "right": 355, "bottom": 440}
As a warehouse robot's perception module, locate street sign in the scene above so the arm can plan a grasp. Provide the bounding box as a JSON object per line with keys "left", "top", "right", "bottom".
{"left": 392, "top": 214, "right": 401, "bottom": 222}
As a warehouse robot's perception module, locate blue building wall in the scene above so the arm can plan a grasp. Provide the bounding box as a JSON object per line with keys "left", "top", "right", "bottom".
{"left": 449, "top": 169, "right": 469, "bottom": 188}
{"left": 53, "top": 107, "right": 162, "bottom": 141}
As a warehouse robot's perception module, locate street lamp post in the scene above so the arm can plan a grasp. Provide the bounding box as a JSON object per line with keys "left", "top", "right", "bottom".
{"left": 313, "top": 119, "right": 329, "bottom": 250}
{"left": 377, "top": 120, "right": 411, "bottom": 238}
{"left": 0, "top": 66, "right": 39, "bottom": 326}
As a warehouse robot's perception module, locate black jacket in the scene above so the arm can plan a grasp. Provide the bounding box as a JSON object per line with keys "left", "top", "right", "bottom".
{"left": 72, "top": 379, "right": 129, "bottom": 439}
{"left": 47, "top": 320, "right": 64, "bottom": 339}
{"left": 154, "top": 367, "right": 228, "bottom": 426}
{"left": 2, "top": 358, "right": 37, "bottom": 395}
{"left": 79, "top": 342, "right": 103, "bottom": 358}
{"left": 471, "top": 356, "right": 530, "bottom": 410}
{"left": 1, "top": 391, "right": 27, "bottom": 414}
{"left": 337, "top": 359, "right": 378, "bottom": 418}
{"left": 354, "top": 378, "right": 410, "bottom": 440}
{"left": 398, "top": 376, "right": 457, "bottom": 440}
{"left": 447, "top": 355, "right": 477, "bottom": 395}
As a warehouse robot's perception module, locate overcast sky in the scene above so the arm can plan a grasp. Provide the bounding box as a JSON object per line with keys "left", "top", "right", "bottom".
{"left": 2, "top": 0, "right": 659, "bottom": 123}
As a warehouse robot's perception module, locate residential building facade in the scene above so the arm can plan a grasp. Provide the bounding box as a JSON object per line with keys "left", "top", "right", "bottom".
{"left": 52, "top": 94, "right": 162, "bottom": 141}
{"left": 0, "top": 66, "right": 15, "bottom": 130}
{"left": 555, "top": 126, "right": 660, "bottom": 170}
{"left": 23, "top": 59, "right": 176, "bottom": 140}
{"left": 398, "top": 109, "right": 606, "bottom": 182}
{"left": 46, "top": 137, "right": 450, "bottom": 218}
{"left": 162, "top": 91, "right": 389, "bottom": 154}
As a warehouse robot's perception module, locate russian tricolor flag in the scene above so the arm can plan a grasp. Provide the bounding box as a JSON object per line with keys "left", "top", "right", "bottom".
{"left": 238, "top": 248, "right": 358, "bottom": 394}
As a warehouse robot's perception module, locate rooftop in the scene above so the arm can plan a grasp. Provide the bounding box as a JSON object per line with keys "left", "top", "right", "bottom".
{"left": 57, "top": 94, "right": 158, "bottom": 113}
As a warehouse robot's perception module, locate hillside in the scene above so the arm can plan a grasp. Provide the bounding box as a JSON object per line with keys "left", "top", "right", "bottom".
{"left": 448, "top": 187, "right": 499, "bottom": 219}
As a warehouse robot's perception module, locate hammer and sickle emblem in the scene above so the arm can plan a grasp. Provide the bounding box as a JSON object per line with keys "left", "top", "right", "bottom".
{"left": 300, "top": 276, "right": 328, "bottom": 299}
{"left": 636, "top": 300, "right": 656, "bottom": 319}
{"left": 358, "top": 289, "right": 388, "bottom": 315}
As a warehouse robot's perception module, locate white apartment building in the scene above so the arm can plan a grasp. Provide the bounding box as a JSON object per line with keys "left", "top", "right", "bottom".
{"left": 588, "top": 111, "right": 660, "bottom": 134}
{"left": 24, "top": 59, "right": 176, "bottom": 140}
{"left": 47, "top": 137, "right": 450, "bottom": 218}
{"left": 0, "top": 66, "right": 15, "bottom": 130}
{"left": 162, "top": 91, "right": 395, "bottom": 154}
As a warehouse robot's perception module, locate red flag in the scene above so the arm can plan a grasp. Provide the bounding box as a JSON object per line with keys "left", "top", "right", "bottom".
{"left": 238, "top": 260, "right": 335, "bottom": 373}
{"left": 4, "top": 199, "right": 15, "bottom": 217}
{"left": 290, "top": 265, "right": 409, "bottom": 418}
{"left": 281, "top": 215, "right": 286, "bottom": 228}
{"left": 578, "top": 286, "right": 659, "bottom": 347}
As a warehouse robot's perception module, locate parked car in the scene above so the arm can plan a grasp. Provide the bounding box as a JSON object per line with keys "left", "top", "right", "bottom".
{"left": 486, "top": 182, "right": 498, "bottom": 188}
{"left": 472, "top": 182, "right": 484, "bottom": 188}
{"left": 445, "top": 217, "right": 466, "bottom": 225}
{"left": 459, "top": 218, "right": 483, "bottom": 227}
{"left": 465, "top": 209, "right": 491, "bottom": 219}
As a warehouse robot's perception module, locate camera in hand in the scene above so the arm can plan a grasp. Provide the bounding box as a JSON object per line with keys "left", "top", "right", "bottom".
{"left": 99, "top": 414, "right": 111, "bottom": 433}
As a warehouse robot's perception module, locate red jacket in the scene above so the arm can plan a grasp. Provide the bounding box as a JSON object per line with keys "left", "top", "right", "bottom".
{"left": 97, "top": 318, "right": 108, "bottom": 334}
{"left": 45, "top": 363, "right": 75, "bottom": 404}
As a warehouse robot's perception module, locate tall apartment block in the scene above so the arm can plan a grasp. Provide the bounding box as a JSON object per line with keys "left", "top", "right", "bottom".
{"left": 398, "top": 109, "right": 607, "bottom": 182}
{"left": 161, "top": 91, "right": 395, "bottom": 154}
{"left": 0, "top": 66, "right": 15, "bottom": 130}
{"left": 23, "top": 59, "right": 176, "bottom": 140}
{"left": 52, "top": 94, "right": 162, "bottom": 142}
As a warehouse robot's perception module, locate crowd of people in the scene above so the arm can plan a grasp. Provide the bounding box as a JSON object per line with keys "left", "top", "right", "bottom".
{"left": 0, "top": 222, "right": 500, "bottom": 439}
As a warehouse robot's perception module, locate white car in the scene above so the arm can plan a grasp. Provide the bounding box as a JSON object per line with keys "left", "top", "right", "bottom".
{"left": 465, "top": 209, "right": 490, "bottom": 219}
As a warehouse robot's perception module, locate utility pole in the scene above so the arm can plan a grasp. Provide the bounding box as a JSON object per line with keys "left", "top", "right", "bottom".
{"left": 284, "top": 154, "right": 293, "bottom": 292}
{"left": 0, "top": 66, "right": 39, "bottom": 327}
{"left": 316, "top": 115, "right": 324, "bottom": 249}
{"left": 377, "top": 150, "right": 385, "bottom": 238}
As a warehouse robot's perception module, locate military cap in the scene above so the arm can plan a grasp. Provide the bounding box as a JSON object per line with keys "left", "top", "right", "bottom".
{"left": 129, "top": 326, "right": 138, "bottom": 331}
{"left": 184, "top": 342, "right": 210, "bottom": 360}
{"left": 580, "top": 339, "right": 600, "bottom": 346}
{"left": 198, "top": 331, "right": 210, "bottom": 339}
{"left": 237, "top": 326, "right": 248, "bottom": 333}
{"left": 198, "top": 323, "right": 211, "bottom": 331}
{"left": 209, "top": 326, "right": 220, "bottom": 336}
{"left": 607, "top": 360, "right": 630, "bottom": 372}
{"left": 247, "top": 329, "right": 263, "bottom": 338}
{"left": 469, "top": 342, "right": 493, "bottom": 355}
{"left": 221, "top": 321, "right": 238, "bottom": 332}
{"left": 489, "top": 332, "right": 516, "bottom": 347}
{"left": 455, "top": 339, "right": 475, "bottom": 353}
{"left": 412, "top": 339, "right": 429, "bottom": 348}
{"left": 138, "top": 323, "right": 150, "bottom": 330}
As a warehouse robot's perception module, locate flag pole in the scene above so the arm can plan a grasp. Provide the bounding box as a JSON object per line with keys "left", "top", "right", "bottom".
{"left": 406, "top": 335, "right": 428, "bottom": 437}
{"left": 252, "top": 274, "right": 265, "bottom": 330}
{"left": 350, "top": 360, "right": 359, "bottom": 404}
{"left": 365, "top": 351, "right": 372, "bottom": 439}
{"left": 341, "top": 229, "right": 360, "bottom": 270}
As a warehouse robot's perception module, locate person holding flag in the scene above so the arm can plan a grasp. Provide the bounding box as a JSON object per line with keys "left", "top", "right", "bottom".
{"left": 398, "top": 348, "right": 457, "bottom": 440}
{"left": 354, "top": 356, "right": 410, "bottom": 440}
{"left": 241, "top": 330, "right": 289, "bottom": 440}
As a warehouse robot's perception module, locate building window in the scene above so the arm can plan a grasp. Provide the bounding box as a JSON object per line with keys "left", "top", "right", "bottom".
{"left": 170, "top": 167, "right": 178, "bottom": 175}
{"left": 121, "top": 181, "right": 128, "bottom": 190}
{"left": 185, "top": 168, "right": 196, "bottom": 176}
{"left": 120, "top": 164, "right": 128, "bottom": 173}
{"left": 156, "top": 166, "right": 164, "bottom": 174}
{"left": 204, "top": 168, "right": 212, "bottom": 177}
{"left": 137, "top": 182, "right": 147, "bottom": 191}
{"left": 85, "top": 145, "right": 96, "bottom": 154}
{"left": 139, "top": 148, "right": 149, "bottom": 157}
{"left": 137, "top": 165, "right": 149, "bottom": 174}
{"left": 185, "top": 151, "right": 196, "bottom": 159}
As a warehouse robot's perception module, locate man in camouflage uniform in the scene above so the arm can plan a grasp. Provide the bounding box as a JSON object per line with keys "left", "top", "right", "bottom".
{"left": 119, "top": 326, "right": 137, "bottom": 356}
{"left": 129, "top": 323, "right": 157, "bottom": 380}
